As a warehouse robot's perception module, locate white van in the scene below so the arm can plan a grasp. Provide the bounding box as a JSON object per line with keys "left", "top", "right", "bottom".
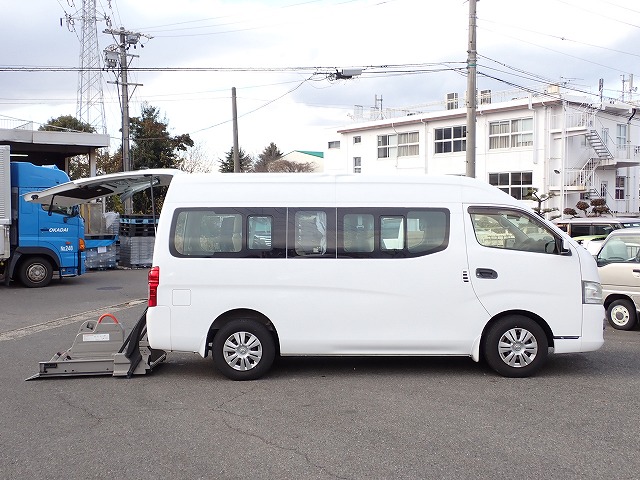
{"left": 27, "top": 173, "right": 605, "bottom": 379}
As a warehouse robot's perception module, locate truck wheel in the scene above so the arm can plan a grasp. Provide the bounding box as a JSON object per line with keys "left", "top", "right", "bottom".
{"left": 18, "top": 256, "right": 53, "bottom": 288}
{"left": 606, "top": 299, "right": 637, "bottom": 330}
{"left": 483, "top": 315, "right": 548, "bottom": 378}
{"left": 212, "top": 319, "right": 275, "bottom": 380}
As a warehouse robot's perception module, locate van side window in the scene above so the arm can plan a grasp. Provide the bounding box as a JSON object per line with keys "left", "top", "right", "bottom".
{"left": 407, "top": 210, "right": 448, "bottom": 253}
{"left": 592, "top": 224, "right": 615, "bottom": 236}
{"left": 248, "top": 216, "right": 272, "bottom": 250}
{"left": 294, "top": 210, "right": 328, "bottom": 256}
{"left": 570, "top": 225, "right": 591, "bottom": 237}
{"left": 381, "top": 216, "right": 404, "bottom": 250}
{"left": 470, "top": 208, "right": 557, "bottom": 254}
{"left": 173, "top": 210, "right": 242, "bottom": 255}
{"left": 343, "top": 214, "right": 374, "bottom": 253}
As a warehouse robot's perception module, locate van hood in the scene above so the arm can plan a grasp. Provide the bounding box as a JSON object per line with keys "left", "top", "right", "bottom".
{"left": 23, "top": 169, "right": 182, "bottom": 207}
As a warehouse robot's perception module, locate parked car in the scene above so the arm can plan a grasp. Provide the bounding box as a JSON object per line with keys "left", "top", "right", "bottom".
{"left": 596, "top": 227, "right": 640, "bottom": 330}
{"left": 573, "top": 235, "right": 607, "bottom": 256}
{"left": 555, "top": 217, "right": 640, "bottom": 238}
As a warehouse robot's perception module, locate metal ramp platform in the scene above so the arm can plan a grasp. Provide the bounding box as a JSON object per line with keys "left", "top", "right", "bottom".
{"left": 26, "top": 309, "right": 165, "bottom": 380}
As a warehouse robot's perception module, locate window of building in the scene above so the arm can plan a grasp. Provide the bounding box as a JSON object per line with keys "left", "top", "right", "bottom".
{"left": 398, "top": 132, "right": 419, "bottom": 156}
{"left": 378, "top": 132, "right": 419, "bottom": 158}
{"left": 328, "top": 141, "right": 340, "bottom": 149}
{"left": 378, "top": 134, "right": 397, "bottom": 158}
{"left": 353, "top": 157, "right": 362, "bottom": 174}
{"left": 489, "top": 171, "right": 533, "bottom": 200}
{"left": 489, "top": 118, "right": 533, "bottom": 149}
{"left": 435, "top": 126, "right": 466, "bottom": 153}
{"left": 616, "top": 176, "right": 625, "bottom": 200}
{"left": 353, "top": 136, "right": 361, "bottom": 144}
{"left": 601, "top": 181, "right": 608, "bottom": 198}
{"left": 616, "top": 124, "right": 627, "bottom": 148}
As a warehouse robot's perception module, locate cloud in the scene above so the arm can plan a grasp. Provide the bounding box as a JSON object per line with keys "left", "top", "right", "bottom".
{"left": 2, "top": 0, "right": 640, "bottom": 160}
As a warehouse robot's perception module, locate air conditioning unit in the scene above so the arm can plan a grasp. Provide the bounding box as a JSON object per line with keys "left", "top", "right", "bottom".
{"left": 546, "top": 84, "right": 560, "bottom": 94}
{"left": 446, "top": 93, "right": 459, "bottom": 110}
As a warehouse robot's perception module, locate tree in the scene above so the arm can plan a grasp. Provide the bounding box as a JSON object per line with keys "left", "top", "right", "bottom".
{"left": 39, "top": 115, "right": 97, "bottom": 180}
{"left": 267, "top": 159, "right": 316, "bottom": 172}
{"left": 253, "top": 142, "right": 283, "bottom": 172}
{"left": 39, "top": 115, "right": 95, "bottom": 134}
{"left": 218, "top": 147, "right": 253, "bottom": 173}
{"left": 179, "top": 142, "right": 215, "bottom": 173}
{"left": 128, "top": 103, "right": 194, "bottom": 213}
{"left": 576, "top": 201, "right": 590, "bottom": 217}
{"left": 590, "top": 198, "right": 611, "bottom": 216}
{"left": 523, "top": 188, "right": 558, "bottom": 218}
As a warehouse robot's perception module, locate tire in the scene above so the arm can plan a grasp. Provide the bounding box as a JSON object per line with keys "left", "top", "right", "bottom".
{"left": 212, "top": 319, "right": 276, "bottom": 380}
{"left": 606, "top": 299, "right": 637, "bottom": 330}
{"left": 18, "top": 256, "right": 53, "bottom": 288}
{"left": 483, "top": 315, "right": 548, "bottom": 378}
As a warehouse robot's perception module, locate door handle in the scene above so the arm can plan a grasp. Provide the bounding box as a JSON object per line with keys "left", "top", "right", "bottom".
{"left": 476, "top": 268, "right": 498, "bottom": 279}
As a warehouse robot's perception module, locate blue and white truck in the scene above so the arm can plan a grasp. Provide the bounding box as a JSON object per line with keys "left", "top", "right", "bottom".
{"left": 0, "top": 145, "right": 85, "bottom": 287}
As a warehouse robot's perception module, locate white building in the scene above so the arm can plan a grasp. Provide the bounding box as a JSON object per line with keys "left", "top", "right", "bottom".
{"left": 324, "top": 87, "right": 640, "bottom": 217}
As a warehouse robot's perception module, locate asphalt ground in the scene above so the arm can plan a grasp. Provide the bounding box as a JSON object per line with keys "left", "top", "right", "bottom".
{"left": 1, "top": 268, "right": 639, "bottom": 479}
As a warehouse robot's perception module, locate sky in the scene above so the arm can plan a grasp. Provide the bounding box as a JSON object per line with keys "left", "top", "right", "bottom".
{"left": 2, "top": 0, "right": 640, "bottom": 165}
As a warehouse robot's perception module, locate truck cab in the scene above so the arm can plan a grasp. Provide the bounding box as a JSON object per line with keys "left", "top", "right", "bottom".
{"left": 1, "top": 158, "right": 86, "bottom": 287}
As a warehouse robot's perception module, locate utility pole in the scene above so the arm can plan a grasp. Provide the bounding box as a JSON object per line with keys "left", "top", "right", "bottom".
{"left": 465, "top": 0, "right": 477, "bottom": 178}
{"left": 232, "top": 87, "right": 240, "bottom": 172}
{"left": 103, "top": 27, "right": 149, "bottom": 212}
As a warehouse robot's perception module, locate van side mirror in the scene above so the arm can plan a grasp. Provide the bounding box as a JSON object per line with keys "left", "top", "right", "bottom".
{"left": 560, "top": 238, "right": 571, "bottom": 255}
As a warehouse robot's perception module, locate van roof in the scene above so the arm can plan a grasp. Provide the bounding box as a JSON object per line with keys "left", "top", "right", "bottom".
{"left": 164, "top": 173, "right": 521, "bottom": 207}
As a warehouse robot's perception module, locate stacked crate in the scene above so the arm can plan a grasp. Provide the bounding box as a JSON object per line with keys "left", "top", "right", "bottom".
{"left": 85, "top": 238, "right": 118, "bottom": 269}
{"left": 83, "top": 207, "right": 119, "bottom": 270}
{"left": 119, "top": 215, "right": 156, "bottom": 268}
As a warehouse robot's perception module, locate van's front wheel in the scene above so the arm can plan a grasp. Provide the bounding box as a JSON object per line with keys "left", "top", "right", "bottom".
{"left": 483, "top": 315, "right": 548, "bottom": 378}
{"left": 212, "top": 319, "right": 275, "bottom": 380}
{"left": 606, "top": 299, "right": 637, "bottom": 330}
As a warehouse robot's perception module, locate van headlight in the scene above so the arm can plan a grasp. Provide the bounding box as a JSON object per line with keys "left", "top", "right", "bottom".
{"left": 583, "top": 281, "right": 603, "bottom": 304}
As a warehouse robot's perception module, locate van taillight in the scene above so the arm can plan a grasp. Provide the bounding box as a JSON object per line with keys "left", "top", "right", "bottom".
{"left": 148, "top": 266, "right": 159, "bottom": 307}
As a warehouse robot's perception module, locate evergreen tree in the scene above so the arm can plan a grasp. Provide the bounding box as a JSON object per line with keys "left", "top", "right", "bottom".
{"left": 253, "top": 142, "right": 283, "bottom": 172}
{"left": 218, "top": 147, "right": 253, "bottom": 173}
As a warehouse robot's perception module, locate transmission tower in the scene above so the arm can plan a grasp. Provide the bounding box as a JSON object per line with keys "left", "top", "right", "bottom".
{"left": 66, "top": 0, "right": 107, "bottom": 134}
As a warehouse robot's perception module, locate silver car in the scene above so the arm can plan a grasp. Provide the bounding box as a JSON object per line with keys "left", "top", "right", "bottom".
{"left": 596, "top": 227, "right": 640, "bottom": 330}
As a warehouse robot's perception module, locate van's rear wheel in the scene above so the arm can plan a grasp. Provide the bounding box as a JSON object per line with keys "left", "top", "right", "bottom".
{"left": 212, "top": 319, "right": 275, "bottom": 380}
{"left": 18, "top": 256, "right": 53, "bottom": 288}
{"left": 484, "top": 315, "right": 548, "bottom": 378}
{"left": 607, "top": 299, "right": 637, "bottom": 330}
